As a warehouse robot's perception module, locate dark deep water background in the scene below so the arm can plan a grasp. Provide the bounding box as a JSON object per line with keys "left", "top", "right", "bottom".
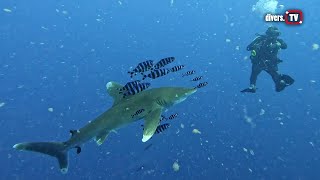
{"left": 0, "top": 0, "right": 319, "bottom": 179}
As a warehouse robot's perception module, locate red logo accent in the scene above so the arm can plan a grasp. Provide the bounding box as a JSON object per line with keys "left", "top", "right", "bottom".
{"left": 285, "top": 10, "right": 303, "bottom": 25}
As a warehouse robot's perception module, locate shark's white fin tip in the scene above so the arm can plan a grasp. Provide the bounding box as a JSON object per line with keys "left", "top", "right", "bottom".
{"left": 13, "top": 144, "right": 19, "bottom": 149}
{"left": 96, "top": 140, "right": 103, "bottom": 146}
{"left": 61, "top": 168, "right": 68, "bottom": 174}
{"left": 106, "top": 82, "right": 114, "bottom": 89}
{"left": 110, "top": 130, "right": 118, "bottom": 134}
{"left": 142, "top": 135, "right": 152, "bottom": 142}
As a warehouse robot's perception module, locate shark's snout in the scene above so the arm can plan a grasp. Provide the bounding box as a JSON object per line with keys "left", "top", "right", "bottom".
{"left": 185, "top": 88, "right": 197, "bottom": 96}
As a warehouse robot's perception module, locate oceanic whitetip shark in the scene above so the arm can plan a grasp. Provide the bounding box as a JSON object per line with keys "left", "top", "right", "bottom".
{"left": 13, "top": 81, "right": 197, "bottom": 173}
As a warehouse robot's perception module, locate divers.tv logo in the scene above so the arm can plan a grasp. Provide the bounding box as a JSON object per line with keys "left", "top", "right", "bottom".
{"left": 265, "top": 10, "right": 303, "bottom": 25}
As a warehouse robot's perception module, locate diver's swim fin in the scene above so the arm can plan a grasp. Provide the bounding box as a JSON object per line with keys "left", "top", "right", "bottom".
{"left": 241, "top": 87, "right": 256, "bottom": 93}
{"left": 281, "top": 74, "right": 294, "bottom": 85}
{"left": 276, "top": 74, "right": 294, "bottom": 92}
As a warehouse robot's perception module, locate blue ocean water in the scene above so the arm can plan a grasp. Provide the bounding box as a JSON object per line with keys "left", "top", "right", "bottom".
{"left": 0, "top": 0, "right": 319, "bottom": 179}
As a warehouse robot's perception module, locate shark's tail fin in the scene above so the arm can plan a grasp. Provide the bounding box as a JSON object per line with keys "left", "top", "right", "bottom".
{"left": 13, "top": 142, "right": 69, "bottom": 174}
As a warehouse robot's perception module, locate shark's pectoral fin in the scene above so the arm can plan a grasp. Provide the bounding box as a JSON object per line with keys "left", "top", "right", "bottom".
{"left": 95, "top": 131, "right": 110, "bottom": 146}
{"left": 106, "top": 81, "right": 124, "bottom": 106}
{"left": 142, "top": 108, "right": 162, "bottom": 142}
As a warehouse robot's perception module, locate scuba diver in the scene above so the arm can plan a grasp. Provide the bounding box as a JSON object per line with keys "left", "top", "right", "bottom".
{"left": 241, "top": 26, "right": 294, "bottom": 93}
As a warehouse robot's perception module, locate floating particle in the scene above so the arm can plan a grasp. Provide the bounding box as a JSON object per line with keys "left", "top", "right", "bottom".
{"left": 224, "top": 14, "right": 228, "bottom": 23}
{"left": 41, "top": 26, "right": 49, "bottom": 30}
{"left": 244, "top": 115, "right": 252, "bottom": 123}
{"left": 235, "top": 46, "right": 240, "bottom": 50}
{"left": 278, "top": 4, "right": 285, "bottom": 10}
{"left": 312, "top": 43, "right": 319, "bottom": 50}
{"left": 310, "top": 80, "right": 316, "bottom": 83}
{"left": 259, "top": 109, "right": 265, "bottom": 115}
{"left": 48, "top": 107, "right": 54, "bottom": 112}
{"left": 180, "top": 123, "right": 184, "bottom": 129}
{"left": 118, "top": 1, "right": 122, "bottom": 5}
{"left": 249, "top": 149, "right": 255, "bottom": 155}
{"left": 0, "top": 102, "right": 5, "bottom": 108}
{"left": 192, "top": 129, "right": 201, "bottom": 134}
{"left": 225, "top": 39, "right": 231, "bottom": 43}
{"left": 172, "top": 161, "right": 180, "bottom": 172}
{"left": 243, "top": 148, "right": 248, "bottom": 152}
{"left": 170, "top": 0, "right": 174, "bottom": 7}
{"left": 249, "top": 168, "right": 252, "bottom": 173}
{"left": 309, "top": 142, "right": 314, "bottom": 147}
{"left": 3, "top": 8, "right": 12, "bottom": 13}
{"left": 62, "top": 10, "right": 68, "bottom": 15}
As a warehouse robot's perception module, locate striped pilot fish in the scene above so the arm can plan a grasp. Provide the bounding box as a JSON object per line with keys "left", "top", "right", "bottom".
{"left": 182, "top": 70, "right": 196, "bottom": 77}
{"left": 191, "top": 76, "right": 203, "bottom": 81}
{"left": 131, "top": 109, "right": 145, "bottom": 118}
{"left": 154, "top": 123, "right": 171, "bottom": 134}
{"left": 152, "top": 57, "right": 175, "bottom": 70}
{"left": 123, "top": 82, "right": 151, "bottom": 98}
{"left": 128, "top": 60, "right": 154, "bottom": 78}
{"left": 118, "top": 80, "right": 141, "bottom": 93}
{"left": 170, "top": 65, "right": 185, "bottom": 72}
{"left": 142, "top": 123, "right": 171, "bottom": 135}
{"left": 119, "top": 81, "right": 151, "bottom": 98}
{"left": 142, "top": 68, "right": 170, "bottom": 80}
{"left": 160, "top": 113, "right": 178, "bottom": 122}
{"left": 194, "top": 82, "right": 208, "bottom": 89}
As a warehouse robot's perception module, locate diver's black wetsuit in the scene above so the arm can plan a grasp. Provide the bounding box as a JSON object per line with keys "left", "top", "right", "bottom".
{"left": 247, "top": 35, "right": 287, "bottom": 91}
{"left": 241, "top": 26, "right": 294, "bottom": 93}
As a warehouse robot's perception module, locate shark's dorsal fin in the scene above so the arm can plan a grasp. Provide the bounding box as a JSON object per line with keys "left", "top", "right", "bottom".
{"left": 95, "top": 131, "right": 110, "bottom": 146}
{"left": 106, "top": 81, "right": 124, "bottom": 106}
{"left": 142, "top": 108, "right": 162, "bottom": 142}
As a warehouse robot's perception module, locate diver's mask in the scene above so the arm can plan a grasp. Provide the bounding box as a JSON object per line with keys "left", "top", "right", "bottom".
{"left": 266, "top": 26, "right": 281, "bottom": 38}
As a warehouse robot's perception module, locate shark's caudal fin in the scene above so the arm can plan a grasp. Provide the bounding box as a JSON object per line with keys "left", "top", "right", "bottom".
{"left": 13, "top": 142, "right": 69, "bottom": 174}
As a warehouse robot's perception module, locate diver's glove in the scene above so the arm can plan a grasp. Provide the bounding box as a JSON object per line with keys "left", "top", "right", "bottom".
{"left": 270, "top": 42, "right": 281, "bottom": 49}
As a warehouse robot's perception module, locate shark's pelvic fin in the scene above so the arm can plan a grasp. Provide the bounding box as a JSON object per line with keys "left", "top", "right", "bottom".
{"left": 95, "top": 131, "right": 110, "bottom": 146}
{"left": 142, "top": 108, "right": 162, "bottom": 142}
{"left": 69, "top": 130, "right": 79, "bottom": 137}
{"left": 106, "top": 81, "right": 124, "bottom": 106}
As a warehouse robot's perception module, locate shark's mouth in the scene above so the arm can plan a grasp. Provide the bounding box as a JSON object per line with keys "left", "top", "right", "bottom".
{"left": 174, "top": 97, "right": 187, "bottom": 104}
